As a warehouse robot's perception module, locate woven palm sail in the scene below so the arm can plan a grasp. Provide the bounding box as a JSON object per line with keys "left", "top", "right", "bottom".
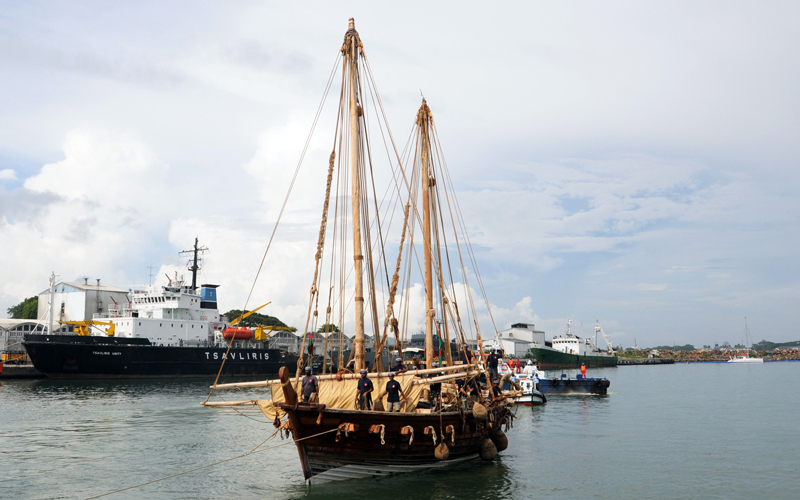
{"left": 256, "top": 371, "right": 427, "bottom": 420}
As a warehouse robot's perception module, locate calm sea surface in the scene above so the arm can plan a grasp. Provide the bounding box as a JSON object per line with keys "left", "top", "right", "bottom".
{"left": 2, "top": 362, "right": 799, "bottom": 500}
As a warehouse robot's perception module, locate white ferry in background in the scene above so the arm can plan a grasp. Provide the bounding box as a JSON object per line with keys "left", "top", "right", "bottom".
{"left": 23, "top": 240, "right": 308, "bottom": 379}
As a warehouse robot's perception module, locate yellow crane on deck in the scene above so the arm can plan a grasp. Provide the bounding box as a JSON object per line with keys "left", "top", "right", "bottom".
{"left": 60, "top": 320, "right": 116, "bottom": 337}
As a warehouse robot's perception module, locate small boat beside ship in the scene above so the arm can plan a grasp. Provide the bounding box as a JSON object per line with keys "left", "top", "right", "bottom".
{"left": 506, "top": 361, "right": 610, "bottom": 403}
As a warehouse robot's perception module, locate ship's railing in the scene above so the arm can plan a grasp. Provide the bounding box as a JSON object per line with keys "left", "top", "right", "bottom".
{"left": 94, "top": 306, "right": 133, "bottom": 319}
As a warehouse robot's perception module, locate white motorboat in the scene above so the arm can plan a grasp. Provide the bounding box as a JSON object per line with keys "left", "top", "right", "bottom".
{"left": 728, "top": 317, "right": 764, "bottom": 363}
{"left": 728, "top": 354, "right": 763, "bottom": 363}
{"left": 515, "top": 377, "right": 547, "bottom": 406}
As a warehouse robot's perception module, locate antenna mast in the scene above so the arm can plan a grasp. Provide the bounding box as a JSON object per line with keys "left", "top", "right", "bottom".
{"left": 179, "top": 237, "right": 209, "bottom": 292}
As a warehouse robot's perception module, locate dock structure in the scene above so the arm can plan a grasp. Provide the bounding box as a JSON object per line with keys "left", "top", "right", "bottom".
{"left": 617, "top": 358, "right": 675, "bottom": 365}
{"left": 0, "top": 364, "right": 46, "bottom": 379}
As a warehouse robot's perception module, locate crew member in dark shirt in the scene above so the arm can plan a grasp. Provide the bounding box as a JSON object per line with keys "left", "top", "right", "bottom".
{"left": 391, "top": 357, "right": 406, "bottom": 373}
{"left": 385, "top": 372, "right": 405, "bottom": 412}
{"left": 356, "top": 369, "right": 374, "bottom": 410}
{"left": 489, "top": 380, "right": 504, "bottom": 403}
{"left": 301, "top": 366, "right": 318, "bottom": 403}
{"left": 486, "top": 348, "right": 500, "bottom": 384}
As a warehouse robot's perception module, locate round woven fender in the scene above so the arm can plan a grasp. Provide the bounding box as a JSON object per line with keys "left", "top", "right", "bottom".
{"left": 472, "top": 402, "right": 488, "bottom": 422}
{"left": 435, "top": 442, "right": 450, "bottom": 460}
{"left": 479, "top": 437, "right": 498, "bottom": 461}
{"left": 490, "top": 429, "right": 508, "bottom": 452}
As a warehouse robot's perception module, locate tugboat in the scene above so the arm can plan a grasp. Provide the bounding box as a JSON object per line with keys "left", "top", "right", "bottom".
{"left": 23, "top": 240, "right": 308, "bottom": 379}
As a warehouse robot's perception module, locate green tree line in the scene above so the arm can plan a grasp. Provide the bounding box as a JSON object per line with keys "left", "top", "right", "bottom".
{"left": 223, "top": 309, "right": 295, "bottom": 330}
{"left": 7, "top": 297, "right": 38, "bottom": 319}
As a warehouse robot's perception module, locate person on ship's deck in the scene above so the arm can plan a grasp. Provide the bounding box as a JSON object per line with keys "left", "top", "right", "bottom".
{"left": 385, "top": 372, "right": 405, "bottom": 412}
{"left": 301, "top": 366, "right": 318, "bottom": 403}
{"left": 391, "top": 357, "right": 407, "bottom": 373}
{"left": 356, "top": 368, "right": 374, "bottom": 410}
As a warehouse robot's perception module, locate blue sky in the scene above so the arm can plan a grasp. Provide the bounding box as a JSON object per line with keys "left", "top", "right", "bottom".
{"left": 1, "top": 1, "right": 799, "bottom": 347}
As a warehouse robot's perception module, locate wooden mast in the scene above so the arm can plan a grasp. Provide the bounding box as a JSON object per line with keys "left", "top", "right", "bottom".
{"left": 347, "top": 18, "right": 366, "bottom": 371}
{"left": 419, "top": 100, "right": 435, "bottom": 369}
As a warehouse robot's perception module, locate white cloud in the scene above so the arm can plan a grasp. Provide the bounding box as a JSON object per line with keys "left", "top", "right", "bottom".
{"left": 1, "top": 130, "right": 171, "bottom": 305}
{"left": 0, "top": 169, "right": 16, "bottom": 181}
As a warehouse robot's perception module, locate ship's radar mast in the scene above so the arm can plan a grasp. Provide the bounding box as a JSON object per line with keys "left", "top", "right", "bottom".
{"left": 179, "top": 238, "right": 208, "bottom": 292}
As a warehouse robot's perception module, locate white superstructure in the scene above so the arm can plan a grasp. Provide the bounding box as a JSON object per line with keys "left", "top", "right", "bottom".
{"left": 551, "top": 320, "right": 595, "bottom": 356}
{"left": 94, "top": 275, "right": 226, "bottom": 347}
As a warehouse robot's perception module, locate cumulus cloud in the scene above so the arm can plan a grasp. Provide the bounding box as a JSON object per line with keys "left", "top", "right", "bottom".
{"left": 0, "top": 169, "right": 16, "bottom": 180}
{"left": 0, "top": 130, "right": 171, "bottom": 304}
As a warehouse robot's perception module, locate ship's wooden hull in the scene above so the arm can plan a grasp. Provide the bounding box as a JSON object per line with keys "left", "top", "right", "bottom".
{"left": 275, "top": 403, "right": 511, "bottom": 484}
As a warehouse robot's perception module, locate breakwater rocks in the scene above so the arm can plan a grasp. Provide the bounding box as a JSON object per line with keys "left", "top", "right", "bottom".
{"left": 618, "top": 358, "right": 675, "bottom": 365}
{"left": 620, "top": 349, "right": 800, "bottom": 363}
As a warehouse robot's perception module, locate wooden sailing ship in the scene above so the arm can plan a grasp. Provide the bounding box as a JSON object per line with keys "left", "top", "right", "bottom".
{"left": 204, "top": 18, "right": 515, "bottom": 484}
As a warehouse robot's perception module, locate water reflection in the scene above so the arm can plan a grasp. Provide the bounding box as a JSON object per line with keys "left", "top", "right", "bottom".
{"left": 285, "top": 460, "right": 516, "bottom": 500}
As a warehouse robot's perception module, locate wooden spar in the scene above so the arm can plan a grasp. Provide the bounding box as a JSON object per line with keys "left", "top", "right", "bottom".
{"left": 210, "top": 363, "right": 478, "bottom": 390}
{"left": 411, "top": 370, "right": 480, "bottom": 386}
{"left": 203, "top": 400, "right": 259, "bottom": 407}
{"left": 348, "top": 18, "right": 366, "bottom": 372}
{"left": 420, "top": 101, "right": 435, "bottom": 370}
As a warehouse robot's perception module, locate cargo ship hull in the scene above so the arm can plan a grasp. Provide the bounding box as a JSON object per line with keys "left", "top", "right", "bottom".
{"left": 23, "top": 334, "right": 299, "bottom": 379}
{"left": 529, "top": 346, "right": 617, "bottom": 369}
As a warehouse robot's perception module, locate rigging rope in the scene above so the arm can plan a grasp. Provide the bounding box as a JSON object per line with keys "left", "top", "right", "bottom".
{"left": 80, "top": 428, "right": 338, "bottom": 500}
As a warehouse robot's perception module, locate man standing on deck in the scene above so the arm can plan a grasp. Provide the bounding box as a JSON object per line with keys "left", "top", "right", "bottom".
{"left": 356, "top": 368, "right": 374, "bottom": 410}
{"left": 385, "top": 372, "right": 405, "bottom": 412}
{"left": 392, "top": 357, "right": 407, "bottom": 373}
{"left": 486, "top": 348, "right": 500, "bottom": 384}
{"left": 301, "top": 366, "right": 318, "bottom": 403}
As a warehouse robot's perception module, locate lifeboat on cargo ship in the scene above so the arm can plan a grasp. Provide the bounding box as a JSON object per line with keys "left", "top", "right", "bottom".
{"left": 222, "top": 327, "right": 254, "bottom": 340}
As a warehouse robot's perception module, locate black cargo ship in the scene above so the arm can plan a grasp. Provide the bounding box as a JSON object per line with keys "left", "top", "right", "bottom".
{"left": 23, "top": 239, "right": 315, "bottom": 379}
{"left": 23, "top": 334, "right": 298, "bottom": 379}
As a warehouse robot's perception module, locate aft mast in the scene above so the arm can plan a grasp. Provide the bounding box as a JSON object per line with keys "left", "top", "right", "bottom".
{"left": 419, "top": 100, "right": 436, "bottom": 369}
{"left": 345, "top": 18, "right": 367, "bottom": 371}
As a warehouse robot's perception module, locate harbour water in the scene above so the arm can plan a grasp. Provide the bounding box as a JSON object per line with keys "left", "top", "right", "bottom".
{"left": 2, "top": 362, "right": 799, "bottom": 499}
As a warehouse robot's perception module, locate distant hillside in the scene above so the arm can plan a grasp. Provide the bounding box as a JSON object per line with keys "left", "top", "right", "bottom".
{"left": 223, "top": 309, "right": 295, "bottom": 330}
{"left": 752, "top": 339, "right": 800, "bottom": 351}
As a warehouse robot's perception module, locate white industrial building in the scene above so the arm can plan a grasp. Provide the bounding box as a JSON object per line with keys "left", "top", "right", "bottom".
{"left": 0, "top": 319, "right": 46, "bottom": 358}
{"left": 485, "top": 323, "right": 546, "bottom": 358}
{"left": 37, "top": 278, "right": 130, "bottom": 331}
